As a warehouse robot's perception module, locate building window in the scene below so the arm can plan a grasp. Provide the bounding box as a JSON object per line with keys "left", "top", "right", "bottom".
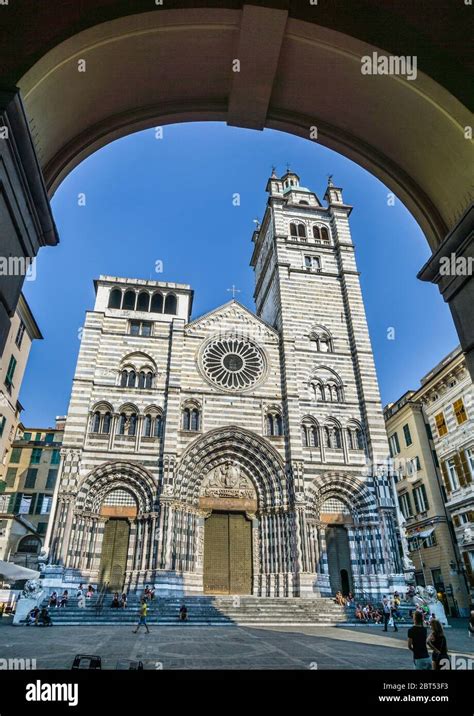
{"left": 127, "top": 370, "right": 136, "bottom": 388}
{"left": 17, "top": 535, "right": 40, "bottom": 553}
{"left": 46, "top": 469, "right": 58, "bottom": 490}
{"left": 407, "top": 456, "right": 421, "bottom": 476}
{"left": 122, "top": 289, "right": 136, "bottom": 311}
{"left": 19, "top": 495, "right": 33, "bottom": 514}
{"left": 304, "top": 255, "right": 321, "bottom": 271}
{"left": 15, "top": 320, "right": 26, "bottom": 348}
{"left": 51, "top": 449, "right": 60, "bottom": 465}
{"left": 37, "top": 522, "right": 48, "bottom": 535}
{"left": 40, "top": 495, "right": 53, "bottom": 514}
{"left": 398, "top": 492, "right": 412, "bottom": 519}
{"left": 266, "top": 412, "right": 283, "bottom": 437}
{"left": 108, "top": 288, "right": 122, "bottom": 309}
{"left": 466, "top": 448, "right": 474, "bottom": 479}
{"left": 137, "top": 291, "right": 150, "bottom": 312}
{"left": 182, "top": 407, "right": 200, "bottom": 432}
{"left": 128, "top": 414, "right": 137, "bottom": 436}
{"left": 389, "top": 433, "right": 400, "bottom": 457}
{"left": 45, "top": 433, "right": 54, "bottom": 444}
{"left": 403, "top": 423, "right": 412, "bottom": 447}
{"left": 4, "top": 355, "right": 17, "bottom": 388}
{"left": 24, "top": 468, "right": 37, "bottom": 489}
{"left": 130, "top": 320, "right": 152, "bottom": 336}
{"left": 290, "top": 222, "right": 306, "bottom": 240}
{"left": 320, "top": 227, "right": 330, "bottom": 243}
{"left": 150, "top": 292, "right": 164, "bottom": 313}
{"left": 5, "top": 467, "right": 17, "bottom": 487}
{"left": 446, "top": 459, "right": 460, "bottom": 490}
{"left": 10, "top": 447, "right": 22, "bottom": 463}
{"left": 0, "top": 415, "right": 5, "bottom": 437}
{"left": 302, "top": 422, "right": 319, "bottom": 447}
{"left": 143, "top": 414, "right": 152, "bottom": 437}
{"left": 30, "top": 448, "right": 42, "bottom": 464}
{"left": 120, "top": 370, "right": 128, "bottom": 387}
{"left": 164, "top": 294, "right": 177, "bottom": 315}
{"left": 413, "top": 484, "right": 429, "bottom": 513}
{"left": 435, "top": 412, "right": 448, "bottom": 437}
{"left": 102, "top": 412, "right": 111, "bottom": 434}
{"left": 91, "top": 411, "right": 101, "bottom": 433}
{"left": 453, "top": 398, "right": 468, "bottom": 425}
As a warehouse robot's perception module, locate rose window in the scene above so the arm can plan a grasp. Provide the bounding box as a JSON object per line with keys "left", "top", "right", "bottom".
{"left": 201, "top": 337, "right": 265, "bottom": 391}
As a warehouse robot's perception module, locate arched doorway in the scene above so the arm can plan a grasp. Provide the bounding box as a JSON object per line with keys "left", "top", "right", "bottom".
{"left": 203, "top": 511, "right": 253, "bottom": 595}
{"left": 98, "top": 488, "right": 137, "bottom": 591}
{"left": 320, "top": 496, "right": 354, "bottom": 596}
{"left": 326, "top": 526, "right": 353, "bottom": 596}
{"left": 200, "top": 460, "right": 256, "bottom": 596}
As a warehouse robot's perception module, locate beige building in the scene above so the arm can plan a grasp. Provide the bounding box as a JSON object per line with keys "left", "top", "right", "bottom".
{"left": 0, "top": 418, "right": 65, "bottom": 566}
{"left": 416, "top": 347, "right": 474, "bottom": 608}
{"left": 384, "top": 390, "right": 470, "bottom": 616}
{"left": 0, "top": 294, "right": 42, "bottom": 482}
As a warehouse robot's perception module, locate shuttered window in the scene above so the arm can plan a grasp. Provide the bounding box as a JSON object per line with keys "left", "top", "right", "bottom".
{"left": 435, "top": 412, "right": 448, "bottom": 437}
{"left": 453, "top": 398, "right": 468, "bottom": 425}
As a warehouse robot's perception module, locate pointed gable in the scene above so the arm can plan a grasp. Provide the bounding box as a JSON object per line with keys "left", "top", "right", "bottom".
{"left": 185, "top": 300, "right": 279, "bottom": 344}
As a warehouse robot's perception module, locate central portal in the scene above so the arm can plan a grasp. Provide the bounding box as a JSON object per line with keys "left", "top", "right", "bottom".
{"left": 98, "top": 518, "right": 130, "bottom": 591}
{"left": 203, "top": 512, "right": 252, "bottom": 595}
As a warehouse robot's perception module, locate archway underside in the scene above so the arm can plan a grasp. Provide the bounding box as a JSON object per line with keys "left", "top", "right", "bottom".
{"left": 17, "top": 7, "right": 472, "bottom": 250}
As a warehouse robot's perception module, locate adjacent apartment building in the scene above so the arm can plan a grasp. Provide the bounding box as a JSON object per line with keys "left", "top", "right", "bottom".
{"left": 384, "top": 390, "right": 470, "bottom": 616}
{"left": 417, "top": 347, "right": 473, "bottom": 608}
{"left": 0, "top": 294, "right": 42, "bottom": 481}
{"left": 0, "top": 417, "right": 65, "bottom": 566}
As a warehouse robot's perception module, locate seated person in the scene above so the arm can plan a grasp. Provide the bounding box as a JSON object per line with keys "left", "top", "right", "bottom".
{"left": 59, "top": 590, "right": 68, "bottom": 608}
{"left": 26, "top": 607, "right": 40, "bottom": 625}
{"left": 355, "top": 604, "right": 365, "bottom": 621}
{"left": 49, "top": 591, "right": 58, "bottom": 608}
{"left": 111, "top": 593, "right": 120, "bottom": 609}
{"left": 39, "top": 607, "right": 52, "bottom": 626}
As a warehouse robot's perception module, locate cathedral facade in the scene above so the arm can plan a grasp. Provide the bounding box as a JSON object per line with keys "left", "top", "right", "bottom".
{"left": 46, "top": 171, "right": 404, "bottom": 598}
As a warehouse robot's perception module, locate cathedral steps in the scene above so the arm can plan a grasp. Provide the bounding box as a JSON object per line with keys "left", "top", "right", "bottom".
{"left": 37, "top": 596, "right": 351, "bottom": 626}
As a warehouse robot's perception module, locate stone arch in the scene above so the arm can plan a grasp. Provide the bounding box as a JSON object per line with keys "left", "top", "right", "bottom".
{"left": 76, "top": 460, "right": 156, "bottom": 515}
{"left": 306, "top": 472, "right": 377, "bottom": 523}
{"left": 175, "top": 426, "right": 288, "bottom": 511}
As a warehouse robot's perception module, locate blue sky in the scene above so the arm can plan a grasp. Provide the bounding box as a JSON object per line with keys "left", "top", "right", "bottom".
{"left": 20, "top": 122, "right": 457, "bottom": 427}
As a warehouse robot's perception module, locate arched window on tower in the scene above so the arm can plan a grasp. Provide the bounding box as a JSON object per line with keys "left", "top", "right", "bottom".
{"left": 320, "top": 227, "right": 330, "bottom": 244}
{"left": 150, "top": 292, "right": 163, "bottom": 313}
{"left": 128, "top": 414, "right": 137, "bottom": 436}
{"left": 91, "top": 411, "right": 101, "bottom": 433}
{"left": 143, "top": 414, "right": 152, "bottom": 437}
{"left": 356, "top": 428, "right": 364, "bottom": 451}
{"left": 122, "top": 290, "right": 136, "bottom": 311}
{"left": 334, "top": 426, "right": 342, "bottom": 449}
{"left": 312, "top": 381, "right": 325, "bottom": 402}
{"left": 164, "top": 294, "right": 177, "bottom": 315}
{"left": 190, "top": 408, "right": 200, "bottom": 431}
{"left": 127, "top": 370, "right": 136, "bottom": 388}
{"left": 102, "top": 412, "right": 111, "bottom": 434}
{"left": 117, "top": 413, "right": 127, "bottom": 435}
{"left": 347, "top": 428, "right": 355, "bottom": 450}
{"left": 120, "top": 370, "right": 128, "bottom": 388}
{"left": 302, "top": 420, "right": 319, "bottom": 448}
{"left": 138, "top": 371, "right": 146, "bottom": 389}
{"left": 154, "top": 414, "right": 163, "bottom": 438}
{"left": 324, "top": 426, "right": 331, "bottom": 448}
{"left": 108, "top": 288, "right": 122, "bottom": 309}
{"left": 145, "top": 372, "right": 153, "bottom": 389}
{"left": 137, "top": 291, "right": 150, "bottom": 312}
{"left": 312, "top": 225, "right": 321, "bottom": 242}
{"left": 266, "top": 411, "right": 283, "bottom": 436}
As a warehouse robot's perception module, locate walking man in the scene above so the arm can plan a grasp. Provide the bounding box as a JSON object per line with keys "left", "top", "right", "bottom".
{"left": 133, "top": 597, "right": 150, "bottom": 634}
{"left": 382, "top": 595, "right": 398, "bottom": 632}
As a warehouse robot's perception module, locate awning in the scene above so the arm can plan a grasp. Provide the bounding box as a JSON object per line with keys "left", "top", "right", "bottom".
{"left": 0, "top": 560, "right": 40, "bottom": 581}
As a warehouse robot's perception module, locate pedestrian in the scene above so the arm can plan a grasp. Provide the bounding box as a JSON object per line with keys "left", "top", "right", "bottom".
{"left": 382, "top": 596, "right": 398, "bottom": 632}
{"left": 407, "top": 610, "right": 431, "bottom": 670}
{"left": 468, "top": 610, "right": 474, "bottom": 638}
{"left": 427, "top": 618, "right": 449, "bottom": 670}
{"left": 133, "top": 598, "right": 150, "bottom": 634}
{"left": 111, "top": 592, "right": 120, "bottom": 609}
{"left": 179, "top": 604, "right": 188, "bottom": 621}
